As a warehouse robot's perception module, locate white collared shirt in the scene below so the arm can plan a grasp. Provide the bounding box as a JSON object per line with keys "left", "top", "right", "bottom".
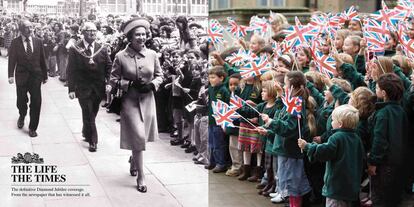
{"left": 21, "top": 36, "right": 33, "bottom": 53}
{"left": 83, "top": 39, "right": 94, "bottom": 54}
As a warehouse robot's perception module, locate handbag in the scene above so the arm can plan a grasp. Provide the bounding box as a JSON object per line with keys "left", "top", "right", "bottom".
{"left": 107, "top": 80, "right": 123, "bottom": 115}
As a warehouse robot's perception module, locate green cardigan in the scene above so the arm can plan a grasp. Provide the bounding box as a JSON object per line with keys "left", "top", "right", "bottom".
{"left": 208, "top": 83, "right": 230, "bottom": 126}
{"left": 368, "top": 101, "right": 410, "bottom": 166}
{"left": 267, "top": 102, "right": 310, "bottom": 159}
{"left": 305, "top": 128, "right": 364, "bottom": 201}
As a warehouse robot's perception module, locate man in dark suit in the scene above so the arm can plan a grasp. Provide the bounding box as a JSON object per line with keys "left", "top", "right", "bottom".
{"left": 67, "top": 22, "right": 112, "bottom": 152}
{"left": 8, "top": 20, "right": 48, "bottom": 137}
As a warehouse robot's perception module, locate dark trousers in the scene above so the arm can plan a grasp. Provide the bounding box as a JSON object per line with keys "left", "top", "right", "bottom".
{"left": 208, "top": 125, "right": 226, "bottom": 167}
{"left": 78, "top": 92, "right": 101, "bottom": 144}
{"left": 16, "top": 79, "right": 42, "bottom": 131}
{"left": 371, "top": 164, "right": 404, "bottom": 207}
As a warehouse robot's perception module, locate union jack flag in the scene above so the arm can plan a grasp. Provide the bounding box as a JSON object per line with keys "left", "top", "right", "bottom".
{"left": 327, "top": 13, "right": 344, "bottom": 29}
{"left": 212, "top": 100, "right": 240, "bottom": 129}
{"left": 363, "top": 17, "right": 390, "bottom": 37}
{"left": 247, "top": 16, "right": 270, "bottom": 35}
{"left": 281, "top": 87, "right": 303, "bottom": 118}
{"left": 397, "top": 23, "right": 414, "bottom": 59}
{"left": 314, "top": 51, "right": 336, "bottom": 78}
{"left": 239, "top": 55, "right": 272, "bottom": 79}
{"left": 225, "top": 48, "right": 257, "bottom": 66}
{"left": 308, "top": 14, "right": 329, "bottom": 34}
{"left": 341, "top": 5, "right": 360, "bottom": 23}
{"left": 229, "top": 94, "right": 246, "bottom": 110}
{"left": 363, "top": 18, "right": 386, "bottom": 55}
{"left": 227, "top": 17, "right": 248, "bottom": 39}
{"left": 208, "top": 19, "right": 224, "bottom": 44}
{"left": 271, "top": 41, "right": 283, "bottom": 62}
{"left": 370, "top": 1, "right": 405, "bottom": 31}
{"left": 394, "top": 0, "right": 414, "bottom": 19}
{"left": 283, "top": 18, "right": 318, "bottom": 50}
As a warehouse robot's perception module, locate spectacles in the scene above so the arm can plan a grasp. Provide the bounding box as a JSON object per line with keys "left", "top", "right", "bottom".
{"left": 84, "top": 30, "right": 97, "bottom": 33}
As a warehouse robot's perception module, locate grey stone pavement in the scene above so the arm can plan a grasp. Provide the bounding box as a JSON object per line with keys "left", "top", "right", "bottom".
{"left": 0, "top": 56, "right": 207, "bottom": 207}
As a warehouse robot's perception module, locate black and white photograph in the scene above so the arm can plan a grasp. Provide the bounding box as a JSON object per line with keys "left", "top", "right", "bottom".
{"left": 0, "top": 0, "right": 208, "bottom": 206}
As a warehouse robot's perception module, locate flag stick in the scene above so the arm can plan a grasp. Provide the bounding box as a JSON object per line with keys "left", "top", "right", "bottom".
{"left": 298, "top": 117, "right": 303, "bottom": 153}
{"left": 232, "top": 125, "right": 259, "bottom": 131}
{"left": 237, "top": 113, "right": 257, "bottom": 129}
{"left": 231, "top": 93, "right": 261, "bottom": 115}
{"left": 244, "top": 101, "right": 261, "bottom": 115}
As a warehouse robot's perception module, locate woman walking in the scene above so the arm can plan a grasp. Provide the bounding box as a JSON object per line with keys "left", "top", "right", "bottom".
{"left": 108, "top": 18, "right": 163, "bottom": 193}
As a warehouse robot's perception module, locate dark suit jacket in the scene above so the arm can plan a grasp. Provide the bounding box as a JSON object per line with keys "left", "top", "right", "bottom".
{"left": 8, "top": 36, "right": 48, "bottom": 86}
{"left": 67, "top": 40, "right": 112, "bottom": 99}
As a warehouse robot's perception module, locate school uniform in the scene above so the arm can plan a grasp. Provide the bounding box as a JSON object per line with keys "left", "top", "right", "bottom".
{"left": 368, "top": 101, "right": 410, "bottom": 206}
{"left": 305, "top": 128, "right": 364, "bottom": 203}
{"left": 208, "top": 83, "right": 230, "bottom": 168}
{"left": 265, "top": 102, "right": 312, "bottom": 197}
{"left": 238, "top": 101, "right": 281, "bottom": 168}
{"left": 338, "top": 63, "right": 366, "bottom": 90}
{"left": 236, "top": 84, "right": 262, "bottom": 152}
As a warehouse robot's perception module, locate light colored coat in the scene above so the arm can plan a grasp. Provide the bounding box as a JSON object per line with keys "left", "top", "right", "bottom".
{"left": 110, "top": 45, "right": 163, "bottom": 151}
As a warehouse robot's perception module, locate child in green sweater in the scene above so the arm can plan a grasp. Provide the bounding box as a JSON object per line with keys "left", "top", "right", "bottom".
{"left": 368, "top": 73, "right": 410, "bottom": 207}
{"left": 298, "top": 104, "right": 364, "bottom": 206}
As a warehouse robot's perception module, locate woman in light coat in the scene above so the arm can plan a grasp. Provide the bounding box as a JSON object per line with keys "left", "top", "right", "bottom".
{"left": 107, "top": 18, "right": 163, "bottom": 193}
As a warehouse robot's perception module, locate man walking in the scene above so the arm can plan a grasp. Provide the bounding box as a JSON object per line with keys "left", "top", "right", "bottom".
{"left": 67, "top": 22, "right": 112, "bottom": 152}
{"left": 8, "top": 19, "right": 48, "bottom": 137}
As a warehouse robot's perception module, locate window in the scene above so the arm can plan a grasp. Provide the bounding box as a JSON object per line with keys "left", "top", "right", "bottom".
{"left": 257, "top": 0, "right": 267, "bottom": 6}
{"left": 218, "top": 0, "right": 228, "bottom": 9}
{"left": 191, "top": 0, "right": 207, "bottom": 15}
{"left": 272, "top": 0, "right": 284, "bottom": 6}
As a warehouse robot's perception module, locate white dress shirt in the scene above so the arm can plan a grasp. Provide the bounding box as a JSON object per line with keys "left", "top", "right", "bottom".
{"left": 83, "top": 39, "right": 94, "bottom": 55}
{"left": 21, "top": 36, "right": 33, "bottom": 53}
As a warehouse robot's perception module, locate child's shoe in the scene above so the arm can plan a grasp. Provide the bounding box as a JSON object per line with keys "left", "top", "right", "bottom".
{"left": 271, "top": 193, "right": 288, "bottom": 203}
{"left": 237, "top": 165, "right": 251, "bottom": 181}
{"left": 212, "top": 165, "right": 227, "bottom": 173}
{"left": 225, "top": 169, "right": 240, "bottom": 177}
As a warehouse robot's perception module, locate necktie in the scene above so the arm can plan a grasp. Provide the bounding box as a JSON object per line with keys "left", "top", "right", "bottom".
{"left": 25, "top": 38, "right": 32, "bottom": 56}
{"left": 86, "top": 44, "right": 92, "bottom": 56}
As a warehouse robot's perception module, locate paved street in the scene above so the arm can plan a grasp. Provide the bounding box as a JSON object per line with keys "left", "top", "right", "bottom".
{"left": 0, "top": 56, "right": 207, "bottom": 207}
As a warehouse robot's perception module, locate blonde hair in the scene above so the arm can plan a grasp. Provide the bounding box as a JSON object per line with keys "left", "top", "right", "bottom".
{"left": 350, "top": 87, "right": 376, "bottom": 119}
{"left": 392, "top": 55, "right": 411, "bottom": 76}
{"left": 305, "top": 71, "right": 325, "bottom": 92}
{"left": 250, "top": 34, "right": 266, "bottom": 51}
{"left": 261, "top": 80, "right": 278, "bottom": 99}
{"left": 270, "top": 12, "right": 288, "bottom": 26}
{"left": 332, "top": 104, "right": 359, "bottom": 129}
{"left": 346, "top": 35, "right": 362, "bottom": 48}
{"left": 373, "top": 56, "right": 394, "bottom": 76}
{"left": 331, "top": 78, "right": 352, "bottom": 93}
{"left": 240, "top": 76, "right": 262, "bottom": 93}
{"left": 338, "top": 53, "right": 354, "bottom": 64}
{"left": 336, "top": 29, "right": 351, "bottom": 41}
{"left": 261, "top": 70, "right": 278, "bottom": 82}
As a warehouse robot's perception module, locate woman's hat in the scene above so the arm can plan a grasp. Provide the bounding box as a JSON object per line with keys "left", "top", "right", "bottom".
{"left": 188, "top": 22, "right": 203, "bottom": 29}
{"left": 122, "top": 18, "right": 150, "bottom": 34}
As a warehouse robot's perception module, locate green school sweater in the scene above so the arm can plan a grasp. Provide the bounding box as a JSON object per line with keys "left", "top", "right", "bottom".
{"left": 268, "top": 102, "right": 310, "bottom": 159}
{"left": 223, "top": 63, "right": 240, "bottom": 86}
{"left": 305, "top": 128, "right": 364, "bottom": 201}
{"left": 354, "top": 54, "right": 366, "bottom": 75}
{"left": 368, "top": 101, "right": 409, "bottom": 166}
{"left": 208, "top": 83, "right": 230, "bottom": 126}
{"left": 236, "top": 84, "right": 262, "bottom": 124}
{"left": 339, "top": 63, "right": 366, "bottom": 90}
{"left": 238, "top": 100, "right": 283, "bottom": 154}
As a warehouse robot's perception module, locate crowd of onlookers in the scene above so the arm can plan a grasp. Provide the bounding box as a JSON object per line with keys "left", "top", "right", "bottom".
{"left": 206, "top": 10, "right": 414, "bottom": 207}
{"left": 0, "top": 12, "right": 210, "bottom": 168}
